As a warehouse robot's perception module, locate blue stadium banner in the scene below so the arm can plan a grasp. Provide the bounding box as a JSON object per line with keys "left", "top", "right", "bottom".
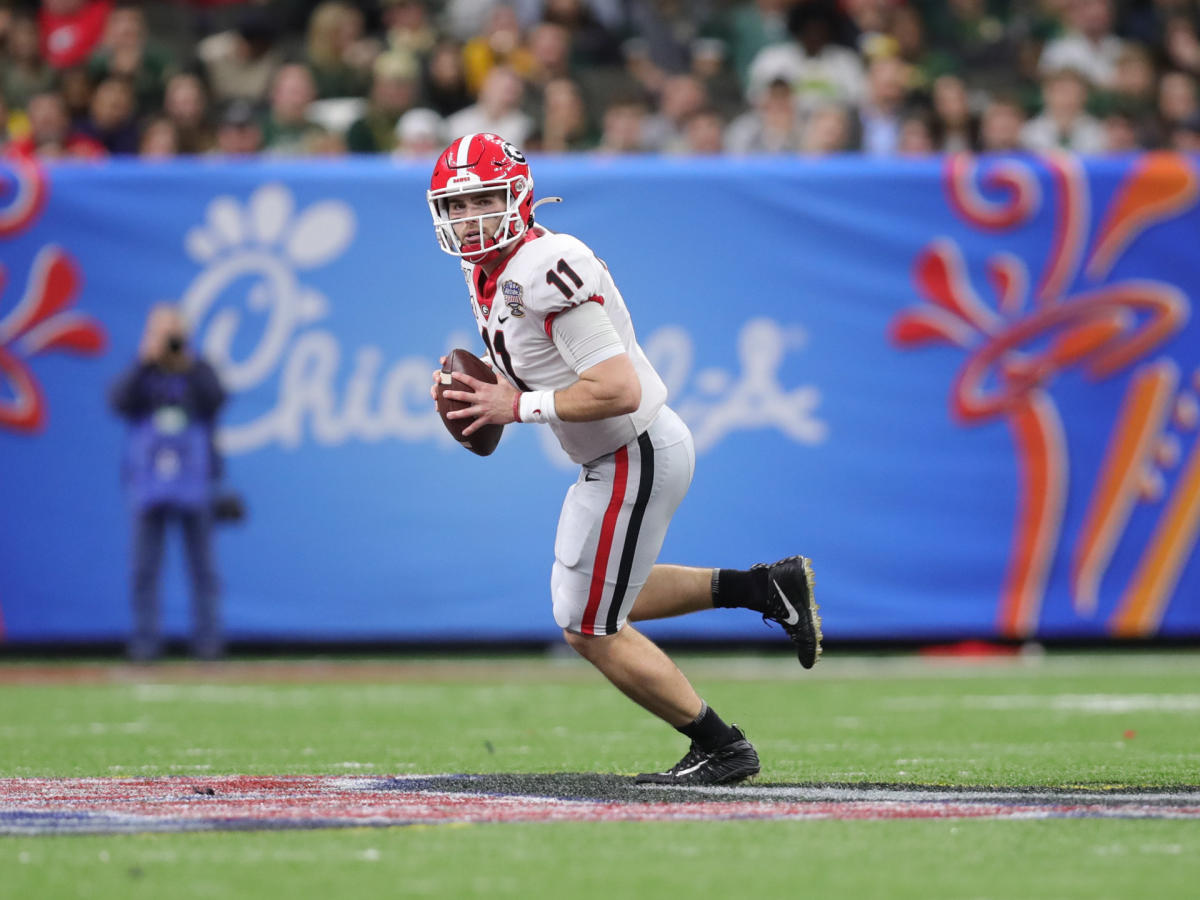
{"left": 2, "top": 153, "right": 1198, "bottom": 644}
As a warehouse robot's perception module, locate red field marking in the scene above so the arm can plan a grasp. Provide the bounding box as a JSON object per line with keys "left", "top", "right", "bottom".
{"left": 2, "top": 776, "right": 1199, "bottom": 835}
{"left": 0, "top": 659, "right": 597, "bottom": 686}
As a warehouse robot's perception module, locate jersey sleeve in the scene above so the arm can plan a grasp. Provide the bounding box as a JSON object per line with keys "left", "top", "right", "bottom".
{"left": 520, "top": 236, "right": 608, "bottom": 337}
{"left": 550, "top": 301, "right": 626, "bottom": 375}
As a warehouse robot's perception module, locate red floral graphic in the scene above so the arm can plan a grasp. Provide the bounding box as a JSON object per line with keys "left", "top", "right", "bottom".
{"left": 0, "top": 160, "right": 107, "bottom": 433}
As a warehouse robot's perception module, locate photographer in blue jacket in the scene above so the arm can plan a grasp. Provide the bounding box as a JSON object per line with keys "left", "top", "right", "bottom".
{"left": 110, "top": 304, "right": 226, "bottom": 661}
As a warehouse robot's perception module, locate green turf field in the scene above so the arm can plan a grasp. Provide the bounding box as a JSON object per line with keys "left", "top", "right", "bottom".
{"left": 2, "top": 650, "right": 1199, "bottom": 898}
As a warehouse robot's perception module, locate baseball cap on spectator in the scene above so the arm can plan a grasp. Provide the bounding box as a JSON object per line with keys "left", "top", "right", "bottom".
{"left": 395, "top": 107, "right": 441, "bottom": 143}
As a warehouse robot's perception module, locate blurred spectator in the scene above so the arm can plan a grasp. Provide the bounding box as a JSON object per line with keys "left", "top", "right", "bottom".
{"left": 1158, "top": 69, "right": 1199, "bottom": 134}
{"left": 679, "top": 106, "right": 725, "bottom": 154}
{"left": 2, "top": 14, "right": 56, "bottom": 110}
{"left": 445, "top": 65, "right": 533, "bottom": 146}
{"left": 139, "top": 116, "right": 180, "bottom": 158}
{"left": 541, "top": 0, "right": 621, "bottom": 68}
{"left": 622, "top": 32, "right": 669, "bottom": 98}
{"left": 39, "top": 0, "right": 112, "bottom": 69}
{"left": 5, "top": 89, "right": 105, "bottom": 157}
{"left": 0, "top": 92, "right": 12, "bottom": 152}
{"left": 525, "top": 22, "right": 574, "bottom": 91}
{"left": 1102, "top": 44, "right": 1159, "bottom": 145}
{"left": 79, "top": 73, "right": 138, "bottom": 154}
{"left": 305, "top": 1, "right": 375, "bottom": 99}
{"left": 929, "top": 73, "right": 980, "bottom": 152}
{"left": 800, "top": 101, "right": 854, "bottom": 154}
{"left": 1120, "top": 0, "right": 1187, "bottom": 49}
{"left": 197, "top": 9, "right": 283, "bottom": 106}
{"left": 890, "top": 3, "right": 957, "bottom": 90}
{"left": 643, "top": 73, "right": 708, "bottom": 152}
{"left": 442, "top": 0, "right": 500, "bottom": 42}
{"left": 1101, "top": 104, "right": 1141, "bottom": 152}
{"left": 261, "top": 62, "right": 330, "bottom": 155}
{"left": 1168, "top": 110, "right": 1200, "bottom": 152}
{"left": 462, "top": 3, "right": 536, "bottom": 95}
{"left": 979, "top": 93, "right": 1027, "bottom": 152}
{"left": 595, "top": 95, "right": 649, "bottom": 153}
{"left": 87, "top": 2, "right": 173, "bottom": 113}
{"left": 381, "top": 0, "right": 437, "bottom": 66}
{"left": 844, "top": 0, "right": 894, "bottom": 45}
{"left": 858, "top": 54, "right": 910, "bottom": 156}
{"left": 626, "top": 0, "right": 710, "bottom": 76}
{"left": 689, "top": 35, "right": 742, "bottom": 119}
{"left": 110, "top": 303, "right": 227, "bottom": 663}
{"left": 896, "top": 107, "right": 936, "bottom": 155}
{"left": 393, "top": 105, "right": 442, "bottom": 156}
{"left": 1039, "top": 0, "right": 1124, "bottom": 89}
{"left": 720, "top": 0, "right": 791, "bottom": 88}
{"left": 162, "top": 72, "right": 213, "bottom": 154}
{"left": 725, "top": 77, "right": 805, "bottom": 153}
{"left": 926, "top": 0, "right": 1020, "bottom": 96}
{"left": 745, "top": 1, "right": 865, "bottom": 112}
{"left": 1163, "top": 13, "right": 1200, "bottom": 79}
{"left": 422, "top": 39, "right": 472, "bottom": 117}
{"left": 1109, "top": 42, "right": 1158, "bottom": 109}
{"left": 530, "top": 76, "right": 593, "bottom": 152}
{"left": 1021, "top": 67, "right": 1104, "bottom": 152}
{"left": 303, "top": 127, "right": 347, "bottom": 157}
{"left": 345, "top": 53, "right": 418, "bottom": 153}
{"left": 213, "top": 98, "right": 264, "bottom": 155}
{"left": 59, "top": 64, "right": 95, "bottom": 129}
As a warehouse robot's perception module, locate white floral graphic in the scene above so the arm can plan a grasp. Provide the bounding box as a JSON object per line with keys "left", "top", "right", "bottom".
{"left": 181, "top": 185, "right": 352, "bottom": 396}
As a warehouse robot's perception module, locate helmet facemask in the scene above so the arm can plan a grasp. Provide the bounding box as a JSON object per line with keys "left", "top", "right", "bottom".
{"left": 427, "top": 176, "right": 533, "bottom": 263}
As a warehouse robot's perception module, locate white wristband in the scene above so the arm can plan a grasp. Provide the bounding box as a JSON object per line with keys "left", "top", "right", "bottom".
{"left": 518, "top": 390, "right": 558, "bottom": 424}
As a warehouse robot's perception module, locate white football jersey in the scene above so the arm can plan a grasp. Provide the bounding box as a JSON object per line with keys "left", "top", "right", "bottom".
{"left": 460, "top": 227, "right": 668, "bottom": 464}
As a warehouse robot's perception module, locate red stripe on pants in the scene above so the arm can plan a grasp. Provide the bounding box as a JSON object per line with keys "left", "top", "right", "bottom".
{"left": 581, "top": 446, "right": 629, "bottom": 635}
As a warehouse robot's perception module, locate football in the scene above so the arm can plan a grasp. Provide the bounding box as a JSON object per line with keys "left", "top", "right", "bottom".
{"left": 435, "top": 348, "right": 505, "bottom": 456}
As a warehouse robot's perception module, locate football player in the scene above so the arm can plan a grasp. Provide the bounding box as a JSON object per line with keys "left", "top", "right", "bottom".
{"left": 427, "top": 132, "right": 820, "bottom": 785}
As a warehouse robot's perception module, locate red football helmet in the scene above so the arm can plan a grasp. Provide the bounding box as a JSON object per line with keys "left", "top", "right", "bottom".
{"left": 427, "top": 133, "right": 534, "bottom": 264}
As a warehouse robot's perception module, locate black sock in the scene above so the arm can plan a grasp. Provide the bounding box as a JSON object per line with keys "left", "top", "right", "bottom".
{"left": 676, "top": 702, "right": 739, "bottom": 752}
{"left": 711, "top": 567, "right": 770, "bottom": 613}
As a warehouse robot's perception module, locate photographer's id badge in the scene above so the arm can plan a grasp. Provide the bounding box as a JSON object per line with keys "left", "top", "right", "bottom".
{"left": 152, "top": 405, "right": 188, "bottom": 435}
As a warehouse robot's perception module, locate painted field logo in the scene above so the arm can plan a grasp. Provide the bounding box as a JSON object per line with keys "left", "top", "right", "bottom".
{"left": 890, "top": 152, "right": 1199, "bottom": 638}
{"left": 0, "top": 159, "right": 107, "bottom": 433}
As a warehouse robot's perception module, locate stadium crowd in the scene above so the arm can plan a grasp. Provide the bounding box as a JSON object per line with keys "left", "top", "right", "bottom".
{"left": 2, "top": 0, "right": 1200, "bottom": 159}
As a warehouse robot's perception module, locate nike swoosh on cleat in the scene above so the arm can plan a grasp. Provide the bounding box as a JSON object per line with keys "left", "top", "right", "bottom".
{"left": 773, "top": 580, "right": 801, "bottom": 625}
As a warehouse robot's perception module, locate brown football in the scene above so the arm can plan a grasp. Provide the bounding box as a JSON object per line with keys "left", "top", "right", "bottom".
{"left": 435, "top": 348, "right": 505, "bottom": 456}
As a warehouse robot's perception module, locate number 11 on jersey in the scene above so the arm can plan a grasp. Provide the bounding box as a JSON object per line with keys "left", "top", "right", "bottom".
{"left": 482, "top": 327, "right": 530, "bottom": 391}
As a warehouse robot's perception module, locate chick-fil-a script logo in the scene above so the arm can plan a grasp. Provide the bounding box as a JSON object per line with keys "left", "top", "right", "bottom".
{"left": 179, "top": 183, "right": 826, "bottom": 463}
{"left": 890, "top": 152, "right": 1198, "bottom": 638}
{"left": 0, "top": 159, "right": 108, "bottom": 433}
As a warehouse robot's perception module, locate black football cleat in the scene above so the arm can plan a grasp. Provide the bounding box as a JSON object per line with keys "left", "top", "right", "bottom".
{"left": 755, "top": 555, "right": 822, "bottom": 668}
{"left": 635, "top": 727, "right": 761, "bottom": 786}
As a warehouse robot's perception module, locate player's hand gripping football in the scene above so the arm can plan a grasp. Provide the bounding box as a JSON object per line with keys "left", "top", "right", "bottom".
{"left": 431, "top": 356, "right": 518, "bottom": 437}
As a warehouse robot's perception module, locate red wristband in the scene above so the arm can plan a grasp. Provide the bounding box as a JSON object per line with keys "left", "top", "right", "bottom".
{"left": 512, "top": 392, "right": 523, "bottom": 423}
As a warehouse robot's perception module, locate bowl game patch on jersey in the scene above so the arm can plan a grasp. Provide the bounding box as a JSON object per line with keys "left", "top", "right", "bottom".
{"left": 502, "top": 280, "right": 525, "bottom": 317}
